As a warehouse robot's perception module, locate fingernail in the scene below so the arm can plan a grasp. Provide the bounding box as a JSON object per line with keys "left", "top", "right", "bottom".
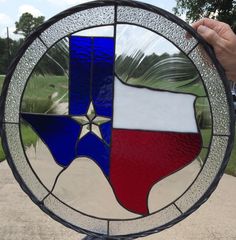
{"left": 197, "top": 25, "right": 208, "bottom": 33}
{"left": 186, "top": 32, "right": 192, "bottom": 39}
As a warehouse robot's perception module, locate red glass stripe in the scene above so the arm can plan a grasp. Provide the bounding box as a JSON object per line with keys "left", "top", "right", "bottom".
{"left": 110, "top": 129, "right": 202, "bottom": 215}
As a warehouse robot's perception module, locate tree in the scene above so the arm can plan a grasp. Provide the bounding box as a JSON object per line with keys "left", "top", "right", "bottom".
{"left": 174, "top": 0, "right": 236, "bottom": 33}
{"left": 14, "top": 13, "right": 45, "bottom": 38}
{"left": 0, "top": 37, "right": 23, "bottom": 74}
{"left": 0, "top": 38, "right": 9, "bottom": 74}
{"left": 35, "top": 42, "right": 69, "bottom": 76}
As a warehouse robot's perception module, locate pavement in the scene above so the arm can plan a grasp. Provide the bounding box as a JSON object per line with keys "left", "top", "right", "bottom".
{"left": 1, "top": 151, "right": 236, "bottom": 240}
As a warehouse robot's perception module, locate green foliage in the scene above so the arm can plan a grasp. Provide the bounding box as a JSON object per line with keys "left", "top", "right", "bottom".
{"left": 173, "top": 0, "right": 236, "bottom": 175}
{"left": 23, "top": 75, "right": 68, "bottom": 99}
{"left": 0, "top": 124, "right": 39, "bottom": 162}
{"left": 20, "top": 123, "right": 38, "bottom": 148}
{"left": 0, "top": 138, "right": 5, "bottom": 161}
{"left": 200, "top": 129, "right": 212, "bottom": 148}
{"left": 225, "top": 127, "right": 236, "bottom": 176}
{"left": 226, "top": 150, "right": 236, "bottom": 176}
{"left": 15, "top": 13, "right": 45, "bottom": 38}
{"left": 116, "top": 51, "right": 205, "bottom": 96}
{"left": 22, "top": 75, "right": 68, "bottom": 113}
{"left": 0, "top": 38, "right": 68, "bottom": 76}
{"left": 0, "top": 38, "right": 9, "bottom": 74}
{"left": 196, "top": 98, "right": 212, "bottom": 129}
{"left": 196, "top": 128, "right": 236, "bottom": 177}
{"left": 0, "top": 13, "right": 69, "bottom": 76}
{"left": 0, "top": 38, "right": 23, "bottom": 74}
{"left": 0, "top": 75, "right": 5, "bottom": 90}
{"left": 0, "top": 74, "right": 68, "bottom": 162}
{"left": 21, "top": 97, "right": 53, "bottom": 113}
{"left": 35, "top": 40, "right": 69, "bottom": 76}
{"left": 0, "top": 31, "right": 22, "bottom": 74}
{"left": 174, "top": 0, "right": 236, "bottom": 32}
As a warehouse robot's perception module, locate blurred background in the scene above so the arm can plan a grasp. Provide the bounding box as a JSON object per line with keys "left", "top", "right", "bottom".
{"left": 0, "top": 1, "right": 236, "bottom": 240}
{"left": 1, "top": 0, "right": 236, "bottom": 175}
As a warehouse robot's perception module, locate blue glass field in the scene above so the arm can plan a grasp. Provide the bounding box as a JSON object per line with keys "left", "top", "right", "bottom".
{"left": 0, "top": 75, "right": 236, "bottom": 177}
{"left": 0, "top": 74, "right": 68, "bottom": 161}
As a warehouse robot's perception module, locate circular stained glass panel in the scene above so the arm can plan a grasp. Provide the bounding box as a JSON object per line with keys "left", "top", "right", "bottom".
{"left": 0, "top": 1, "right": 234, "bottom": 239}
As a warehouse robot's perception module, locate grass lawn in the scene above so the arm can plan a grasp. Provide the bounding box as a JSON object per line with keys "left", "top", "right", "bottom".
{"left": 0, "top": 74, "right": 68, "bottom": 113}
{"left": 0, "top": 125, "right": 38, "bottom": 162}
{"left": 1, "top": 124, "right": 236, "bottom": 177}
{"left": 200, "top": 128, "right": 236, "bottom": 176}
{"left": 0, "top": 75, "right": 5, "bottom": 93}
{"left": 0, "top": 139, "right": 5, "bottom": 161}
{"left": 24, "top": 75, "right": 68, "bottom": 100}
{"left": 22, "top": 75, "right": 68, "bottom": 113}
{"left": 226, "top": 140, "right": 236, "bottom": 176}
{"left": 0, "top": 75, "right": 68, "bottom": 99}
{"left": 0, "top": 75, "right": 5, "bottom": 161}
{"left": 0, "top": 74, "right": 236, "bottom": 178}
{"left": 21, "top": 124, "right": 39, "bottom": 148}
{"left": 0, "top": 74, "right": 68, "bottom": 162}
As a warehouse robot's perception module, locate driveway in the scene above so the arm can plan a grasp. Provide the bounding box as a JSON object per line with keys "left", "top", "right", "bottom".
{"left": 1, "top": 159, "right": 236, "bottom": 240}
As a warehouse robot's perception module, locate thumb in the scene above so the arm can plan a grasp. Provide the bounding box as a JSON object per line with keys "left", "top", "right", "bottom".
{"left": 197, "top": 25, "right": 222, "bottom": 46}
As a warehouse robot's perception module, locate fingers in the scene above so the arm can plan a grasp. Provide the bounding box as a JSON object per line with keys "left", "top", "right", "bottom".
{"left": 196, "top": 25, "right": 223, "bottom": 46}
{"left": 192, "top": 18, "right": 234, "bottom": 41}
{"left": 192, "top": 18, "right": 226, "bottom": 32}
{"left": 186, "top": 18, "right": 226, "bottom": 39}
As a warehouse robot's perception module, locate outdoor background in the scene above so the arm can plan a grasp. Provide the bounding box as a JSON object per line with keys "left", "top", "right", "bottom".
{"left": 1, "top": 0, "right": 236, "bottom": 175}
{"left": 0, "top": 0, "right": 236, "bottom": 240}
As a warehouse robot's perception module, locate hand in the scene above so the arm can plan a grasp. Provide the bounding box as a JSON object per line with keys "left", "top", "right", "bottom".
{"left": 191, "top": 18, "right": 236, "bottom": 82}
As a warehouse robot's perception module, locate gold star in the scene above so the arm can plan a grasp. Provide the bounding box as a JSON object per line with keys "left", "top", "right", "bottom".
{"left": 72, "top": 102, "right": 111, "bottom": 140}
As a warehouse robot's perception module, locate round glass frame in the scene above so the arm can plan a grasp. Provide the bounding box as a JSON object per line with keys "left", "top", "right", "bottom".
{"left": 0, "top": 0, "right": 235, "bottom": 239}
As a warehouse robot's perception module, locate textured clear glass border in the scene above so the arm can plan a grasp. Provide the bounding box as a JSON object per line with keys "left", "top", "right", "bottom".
{"left": 1, "top": 3, "right": 232, "bottom": 238}
{"left": 44, "top": 195, "right": 108, "bottom": 235}
{"left": 109, "top": 205, "right": 180, "bottom": 236}
{"left": 175, "top": 136, "right": 228, "bottom": 212}
{"left": 117, "top": 6, "right": 198, "bottom": 54}
{"left": 3, "top": 6, "right": 115, "bottom": 124}
{"left": 189, "top": 47, "right": 230, "bottom": 135}
{"left": 40, "top": 6, "right": 115, "bottom": 48}
{"left": 4, "top": 38, "right": 47, "bottom": 123}
{"left": 4, "top": 123, "right": 49, "bottom": 201}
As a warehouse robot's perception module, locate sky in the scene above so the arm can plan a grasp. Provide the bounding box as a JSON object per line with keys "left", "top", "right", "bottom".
{"left": 0, "top": 0, "right": 177, "bottom": 39}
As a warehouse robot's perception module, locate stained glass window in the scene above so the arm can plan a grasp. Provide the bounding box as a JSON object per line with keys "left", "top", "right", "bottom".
{"left": 0, "top": 1, "right": 234, "bottom": 239}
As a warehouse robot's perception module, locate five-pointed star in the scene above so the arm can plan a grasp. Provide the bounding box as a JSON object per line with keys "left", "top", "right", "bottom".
{"left": 72, "top": 102, "right": 111, "bottom": 140}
